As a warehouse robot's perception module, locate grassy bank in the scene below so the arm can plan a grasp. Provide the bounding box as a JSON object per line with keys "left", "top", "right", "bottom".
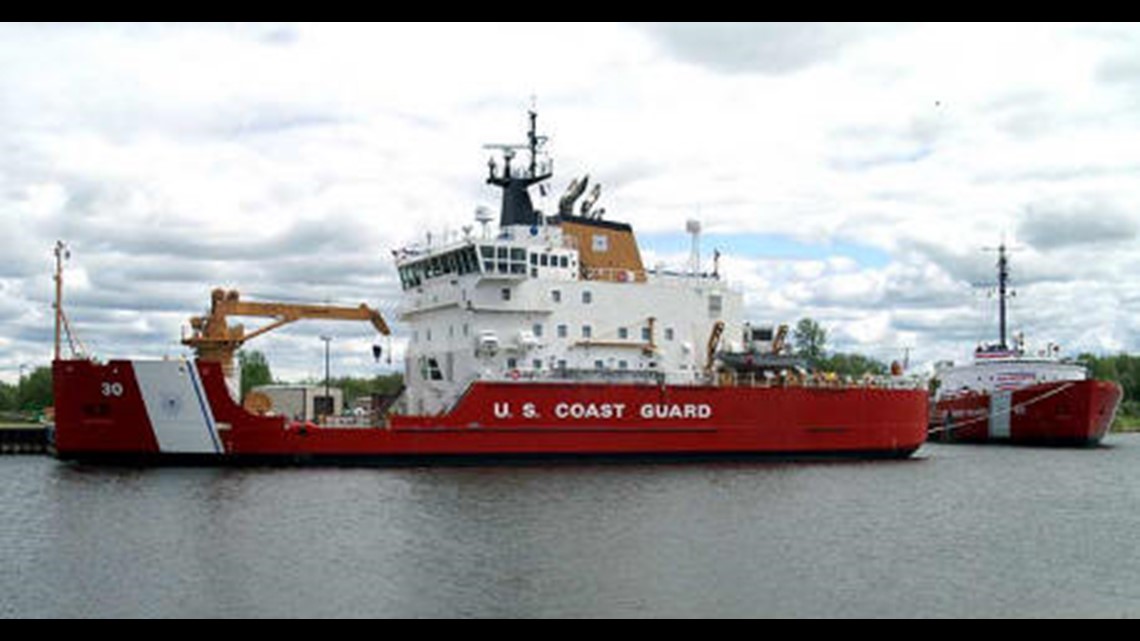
{"left": 1113, "top": 412, "right": 1140, "bottom": 432}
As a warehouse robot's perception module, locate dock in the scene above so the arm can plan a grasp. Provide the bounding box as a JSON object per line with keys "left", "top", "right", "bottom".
{"left": 0, "top": 424, "right": 49, "bottom": 454}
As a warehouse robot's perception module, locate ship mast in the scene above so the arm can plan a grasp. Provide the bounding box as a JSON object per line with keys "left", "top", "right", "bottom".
{"left": 484, "top": 109, "right": 552, "bottom": 228}
{"left": 53, "top": 240, "right": 68, "bottom": 362}
{"left": 992, "top": 242, "right": 1012, "bottom": 351}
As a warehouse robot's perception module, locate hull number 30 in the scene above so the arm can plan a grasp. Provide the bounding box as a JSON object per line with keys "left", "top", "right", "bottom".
{"left": 101, "top": 381, "right": 124, "bottom": 397}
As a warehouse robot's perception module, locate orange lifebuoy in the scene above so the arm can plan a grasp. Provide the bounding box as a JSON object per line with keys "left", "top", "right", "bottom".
{"left": 617, "top": 270, "right": 628, "bottom": 282}
{"left": 508, "top": 369, "right": 521, "bottom": 381}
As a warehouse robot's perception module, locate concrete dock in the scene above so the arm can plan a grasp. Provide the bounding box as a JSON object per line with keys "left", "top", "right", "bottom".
{"left": 0, "top": 424, "right": 49, "bottom": 454}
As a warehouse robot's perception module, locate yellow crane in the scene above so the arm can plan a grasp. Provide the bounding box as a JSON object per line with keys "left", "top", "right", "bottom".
{"left": 771, "top": 324, "right": 789, "bottom": 355}
{"left": 182, "top": 288, "right": 391, "bottom": 380}
{"left": 705, "top": 320, "right": 725, "bottom": 373}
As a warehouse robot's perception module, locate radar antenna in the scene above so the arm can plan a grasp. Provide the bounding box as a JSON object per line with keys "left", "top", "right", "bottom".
{"left": 482, "top": 109, "right": 554, "bottom": 228}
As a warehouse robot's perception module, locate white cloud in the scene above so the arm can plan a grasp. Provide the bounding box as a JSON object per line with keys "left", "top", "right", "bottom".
{"left": 1, "top": 22, "right": 1138, "bottom": 383}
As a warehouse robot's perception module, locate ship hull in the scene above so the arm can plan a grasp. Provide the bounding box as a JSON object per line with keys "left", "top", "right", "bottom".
{"left": 930, "top": 379, "right": 1122, "bottom": 446}
{"left": 52, "top": 359, "right": 929, "bottom": 464}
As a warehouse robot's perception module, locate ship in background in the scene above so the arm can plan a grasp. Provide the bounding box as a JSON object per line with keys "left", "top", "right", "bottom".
{"left": 929, "top": 243, "right": 1122, "bottom": 445}
{"left": 50, "top": 111, "right": 929, "bottom": 464}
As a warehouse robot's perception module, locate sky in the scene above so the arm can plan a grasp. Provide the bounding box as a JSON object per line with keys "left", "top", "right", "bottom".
{"left": 2, "top": 22, "right": 1138, "bottom": 384}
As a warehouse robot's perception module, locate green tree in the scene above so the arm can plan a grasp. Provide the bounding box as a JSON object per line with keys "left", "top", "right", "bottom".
{"left": 0, "top": 380, "right": 14, "bottom": 411}
{"left": 238, "top": 350, "right": 273, "bottom": 399}
{"left": 16, "top": 366, "right": 53, "bottom": 412}
{"left": 329, "top": 373, "right": 404, "bottom": 407}
{"left": 819, "top": 352, "right": 889, "bottom": 378}
{"left": 793, "top": 317, "right": 827, "bottom": 366}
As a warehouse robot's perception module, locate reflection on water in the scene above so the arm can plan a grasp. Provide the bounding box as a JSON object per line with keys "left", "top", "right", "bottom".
{"left": 3, "top": 437, "right": 1140, "bottom": 617}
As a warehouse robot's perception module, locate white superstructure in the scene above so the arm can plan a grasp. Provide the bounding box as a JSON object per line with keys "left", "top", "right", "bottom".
{"left": 933, "top": 347, "right": 1087, "bottom": 399}
{"left": 393, "top": 112, "right": 743, "bottom": 415}
{"left": 932, "top": 242, "right": 1088, "bottom": 399}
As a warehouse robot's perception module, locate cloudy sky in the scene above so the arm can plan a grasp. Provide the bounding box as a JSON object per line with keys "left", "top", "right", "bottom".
{"left": 2, "top": 22, "right": 1138, "bottom": 383}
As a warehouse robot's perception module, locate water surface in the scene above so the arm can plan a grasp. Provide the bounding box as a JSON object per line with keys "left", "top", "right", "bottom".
{"left": 3, "top": 436, "right": 1140, "bottom": 618}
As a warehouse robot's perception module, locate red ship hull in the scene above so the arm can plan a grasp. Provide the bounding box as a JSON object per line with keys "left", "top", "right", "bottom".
{"left": 930, "top": 379, "right": 1122, "bottom": 445}
{"left": 51, "top": 359, "right": 929, "bottom": 463}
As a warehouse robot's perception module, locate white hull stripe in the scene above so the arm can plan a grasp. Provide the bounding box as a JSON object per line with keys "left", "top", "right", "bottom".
{"left": 989, "top": 390, "right": 1012, "bottom": 439}
{"left": 186, "top": 361, "right": 222, "bottom": 453}
{"left": 134, "top": 360, "right": 222, "bottom": 454}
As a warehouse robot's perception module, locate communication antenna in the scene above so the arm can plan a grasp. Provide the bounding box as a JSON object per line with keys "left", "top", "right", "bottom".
{"left": 686, "top": 219, "right": 702, "bottom": 276}
{"left": 475, "top": 206, "right": 493, "bottom": 239}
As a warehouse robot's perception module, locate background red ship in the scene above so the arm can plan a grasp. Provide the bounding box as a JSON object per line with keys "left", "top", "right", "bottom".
{"left": 929, "top": 244, "right": 1122, "bottom": 445}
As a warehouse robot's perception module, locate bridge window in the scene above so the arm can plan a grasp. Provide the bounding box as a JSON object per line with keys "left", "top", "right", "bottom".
{"left": 426, "top": 358, "right": 443, "bottom": 381}
{"left": 708, "top": 294, "right": 723, "bottom": 318}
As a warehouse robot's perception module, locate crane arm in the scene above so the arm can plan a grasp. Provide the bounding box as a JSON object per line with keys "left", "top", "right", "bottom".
{"left": 706, "top": 320, "right": 725, "bottom": 373}
{"left": 221, "top": 301, "right": 390, "bottom": 337}
{"left": 772, "top": 324, "right": 788, "bottom": 355}
{"left": 182, "top": 288, "right": 391, "bottom": 378}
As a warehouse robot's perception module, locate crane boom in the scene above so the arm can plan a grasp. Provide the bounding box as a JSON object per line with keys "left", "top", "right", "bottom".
{"left": 706, "top": 320, "right": 725, "bottom": 373}
{"left": 182, "top": 288, "right": 390, "bottom": 378}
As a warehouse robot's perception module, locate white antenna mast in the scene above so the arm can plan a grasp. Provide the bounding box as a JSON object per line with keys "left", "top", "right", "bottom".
{"left": 475, "top": 206, "right": 493, "bottom": 240}
{"left": 686, "top": 218, "right": 702, "bottom": 276}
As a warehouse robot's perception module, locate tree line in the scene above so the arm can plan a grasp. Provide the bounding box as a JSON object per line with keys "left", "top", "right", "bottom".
{"left": 1078, "top": 353, "right": 1140, "bottom": 422}
{"left": 238, "top": 349, "right": 403, "bottom": 407}
{"left": 0, "top": 366, "right": 53, "bottom": 421}
{"left": 791, "top": 317, "right": 891, "bottom": 378}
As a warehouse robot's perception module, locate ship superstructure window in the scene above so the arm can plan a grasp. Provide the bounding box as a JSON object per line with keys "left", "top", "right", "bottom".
{"left": 479, "top": 244, "right": 529, "bottom": 275}
{"left": 551, "top": 289, "right": 562, "bottom": 303}
{"left": 533, "top": 323, "right": 544, "bottom": 338}
{"left": 557, "top": 324, "right": 568, "bottom": 338}
{"left": 709, "top": 294, "right": 723, "bottom": 317}
{"left": 618, "top": 327, "right": 628, "bottom": 339}
{"left": 501, "top": 288, "right": 511, "bottom": 301}
{"left": 641, "top": 326, "right": 652, "bottom": 341}
{"left": 424, "top": 357, "right": 443, "bottom": 381}
{"left": 665, "top": 327, "right": 675, "bottom": 341}
{"left": 582, "top": 324, "right": 592, "bottom": 339}
{"left": 481, "top": 245, "right": 494, "bottom": 272}
{"left": 582, "top": 290, "right": 593, "bottom": 304}
{"left": 398, "top": 245, "right": 481, "bottom": 290}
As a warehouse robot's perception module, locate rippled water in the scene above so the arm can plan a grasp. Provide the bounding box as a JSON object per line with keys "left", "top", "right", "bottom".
{"left": 4, "top": 435, "right": 1140, "bottom": 618}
